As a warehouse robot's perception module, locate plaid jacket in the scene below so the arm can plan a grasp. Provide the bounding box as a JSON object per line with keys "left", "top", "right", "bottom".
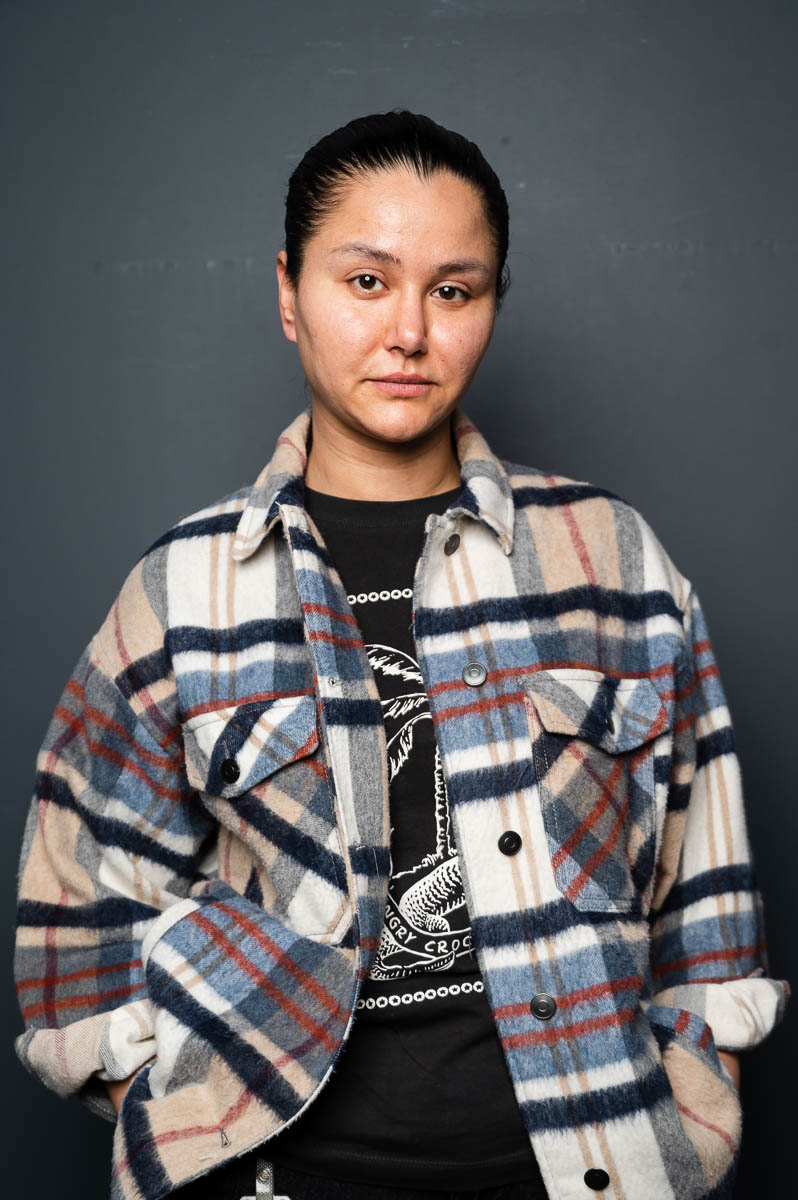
{"left": 14, "top": 405, "right": 789, "bottom": 1200}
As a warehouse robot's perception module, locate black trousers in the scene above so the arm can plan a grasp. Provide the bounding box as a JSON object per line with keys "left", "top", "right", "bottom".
{"left": 172, "top": 1157, "right": 543, "bottom": 1199}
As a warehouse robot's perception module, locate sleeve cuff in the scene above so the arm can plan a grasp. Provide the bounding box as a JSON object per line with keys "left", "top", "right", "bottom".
{"left": 95, "top": 997, "right": 157, "bottom": 1081}
{"left": 15, "top": 997, "right": 156, "bottom": 1098}
{"left": 646, "top": 972, "right": 791, "bottom": 1051}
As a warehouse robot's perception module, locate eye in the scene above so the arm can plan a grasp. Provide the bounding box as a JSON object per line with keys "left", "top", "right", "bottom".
{"left": 433, "top": 285, "right": 469, "bottom": 302}
{"left": 349, "top": 273, "right": 385, "bottom": 294}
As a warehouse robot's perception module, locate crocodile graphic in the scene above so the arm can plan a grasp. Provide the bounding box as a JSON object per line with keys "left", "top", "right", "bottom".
{"left": 365, "top": 643, "right": 473, "bottom": 980}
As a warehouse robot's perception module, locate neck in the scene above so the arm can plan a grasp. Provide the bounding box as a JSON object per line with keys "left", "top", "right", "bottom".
{"left": 303, "top": 403, "right": 462, "bottom": 500}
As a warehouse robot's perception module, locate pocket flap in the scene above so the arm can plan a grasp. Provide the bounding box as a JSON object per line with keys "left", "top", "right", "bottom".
{"left": 525, "top": 668, "right": 667, "bottom": 753}
{"left": 181, "top": 692, "right": 319, "bottom": 796}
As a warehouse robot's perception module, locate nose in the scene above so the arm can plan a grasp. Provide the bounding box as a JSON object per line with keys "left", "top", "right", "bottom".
{"left": 383, "top": 287, "right": 428, "bottom": 358}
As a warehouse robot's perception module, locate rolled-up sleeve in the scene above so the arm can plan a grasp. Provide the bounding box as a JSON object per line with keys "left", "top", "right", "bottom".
{"left": 13, "top": 630, "right": 216, "bottom": 1117}
{"left": 646, "top": 583, "right": 790, "bottom": 1050}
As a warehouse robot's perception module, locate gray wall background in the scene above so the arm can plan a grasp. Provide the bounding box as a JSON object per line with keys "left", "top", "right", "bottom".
{"left": 2, "top": 0, "right": 795, "bottom": 1194}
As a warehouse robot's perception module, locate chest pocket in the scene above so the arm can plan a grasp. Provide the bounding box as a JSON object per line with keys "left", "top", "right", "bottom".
{"left": 181, "top": 693, "right": 350, "bottom": 940}
{"left": 524, "top": 669, "right": 669, "bottom": 914}
{"left": 182, "top": 692, "right": 320, "bottom": 798}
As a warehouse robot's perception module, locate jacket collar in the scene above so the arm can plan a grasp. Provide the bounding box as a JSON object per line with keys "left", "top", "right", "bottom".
{"left": 232, "top": 404, "right": 515, "bottom": 561}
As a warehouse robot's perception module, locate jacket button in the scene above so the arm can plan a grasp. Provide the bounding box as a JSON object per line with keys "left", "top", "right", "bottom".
{"left": 530, "top": 992, "right": 557, "bottom": 1020}
{"left": 444, "top": 533, "right": 460, "bottom": 555}
{"left": 498, "top": 830, "right": 522, "bottom": 856}
{"left": 584, "top": 1168, "right": 610, "bottom": 1190}
{"left": 605, "top": 711, "right": 615, "bottom": 733}
{"left": 462, "top": 662, "right": 487, "bottom": 686}
{"left": 221, "top": 758, "right": 240, "bottom": 784}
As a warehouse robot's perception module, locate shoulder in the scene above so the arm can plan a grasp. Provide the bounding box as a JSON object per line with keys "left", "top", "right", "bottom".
{"left": 501, "top": 457, "right": 693, "bottom": 615}
{"left": 90, "top": 482, "right": 253, "bottom": 688}
{"left": 141, "top": 482, "right": 253, "bottom": 557}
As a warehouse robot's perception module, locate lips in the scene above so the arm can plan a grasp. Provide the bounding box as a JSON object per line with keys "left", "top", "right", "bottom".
{"left": 369, "top": 375, "right": 435, "bottom": 397}
{"left": 373, "top": 374, "right": 433, "bottom": 383}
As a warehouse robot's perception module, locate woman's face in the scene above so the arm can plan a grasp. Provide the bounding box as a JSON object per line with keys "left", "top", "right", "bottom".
{"left": 276, "top": 166, "right": 500, "bottom": 446}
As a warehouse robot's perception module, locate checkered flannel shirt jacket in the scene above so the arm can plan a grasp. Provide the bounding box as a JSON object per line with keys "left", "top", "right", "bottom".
{"left": 13, "top": 405, "right": 790, "bottom": 1200}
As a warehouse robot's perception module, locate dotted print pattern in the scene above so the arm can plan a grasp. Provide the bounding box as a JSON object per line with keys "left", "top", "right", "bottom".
{"left": 347, "top": 588, "right": 413, "bottom": 605}
{"left": 356, "top": 979, "right": 484, "bottom": 1010}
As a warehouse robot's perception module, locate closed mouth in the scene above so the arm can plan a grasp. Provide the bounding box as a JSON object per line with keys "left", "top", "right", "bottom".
{"left": 372, "top": 375, "right": 433, "bottom": 384}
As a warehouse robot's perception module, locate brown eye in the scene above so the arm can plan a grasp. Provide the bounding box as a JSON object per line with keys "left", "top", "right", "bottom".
{"left": 434, "top": 285, "right": 467, "bottom": 301}
{"left": 352, "top": 274, "right": 383, "bottom": 292}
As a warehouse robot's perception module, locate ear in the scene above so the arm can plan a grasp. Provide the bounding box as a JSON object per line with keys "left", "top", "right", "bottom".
{"left": 276, "top": 250, "right": 298, "bottom": 344}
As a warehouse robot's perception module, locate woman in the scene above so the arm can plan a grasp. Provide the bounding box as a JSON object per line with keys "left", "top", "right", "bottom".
{"left": 13, "top": 111, "right": 789, "bottom": 1200}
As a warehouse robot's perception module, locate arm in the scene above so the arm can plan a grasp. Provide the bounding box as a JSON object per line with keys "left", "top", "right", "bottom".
{"left": 14, "top": 546, "right": 350, "bottom": 1147}
{"left": 13, "top": 580, "right": 217, "bottom": 1116}
{"left": 717, "top": 1051, "right": 740, "bottom": 1092}
{"left": 647, "top": 584, "right": 789, "bottom": 1058}
{"left": 105, "top": 1073, "right": 138, "bottom": 1115}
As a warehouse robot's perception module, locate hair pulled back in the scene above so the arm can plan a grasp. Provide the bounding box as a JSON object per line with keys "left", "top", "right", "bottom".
{"left": 283, "top": 109, "right": 511, "bottom": 310}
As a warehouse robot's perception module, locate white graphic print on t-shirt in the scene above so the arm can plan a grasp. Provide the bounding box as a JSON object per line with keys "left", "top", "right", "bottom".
{"left": 364, "top": 640, "right": 474, "bottom": 981}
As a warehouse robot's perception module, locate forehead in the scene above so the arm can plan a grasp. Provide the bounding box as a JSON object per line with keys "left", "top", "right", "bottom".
{"left": 310, "top": 166, "right": 496, "bottom": 264}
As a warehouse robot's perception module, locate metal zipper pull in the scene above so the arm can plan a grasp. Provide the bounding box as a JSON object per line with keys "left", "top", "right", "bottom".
{"left": 255, "top": 1160, "right": 273, "bottom": 1198}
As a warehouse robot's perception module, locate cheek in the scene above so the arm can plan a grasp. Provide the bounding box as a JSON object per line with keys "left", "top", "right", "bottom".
{"left": 435, "top": 316, "right": 493, "bottom": 374}
{"left": 306, "top": 302, "right": 378, "bottom": 371}
{"left": 338, "top": 307, "right": 381, "bottom": 353}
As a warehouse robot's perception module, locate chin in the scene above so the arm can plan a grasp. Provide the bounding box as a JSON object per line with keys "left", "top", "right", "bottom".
{"left": 355, "top": 398, "right": 453, "bottom": 443}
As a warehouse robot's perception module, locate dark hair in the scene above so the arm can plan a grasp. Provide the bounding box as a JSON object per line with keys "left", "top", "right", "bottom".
{"left": 283, "top": 109, "right": 511, "bottom": 311}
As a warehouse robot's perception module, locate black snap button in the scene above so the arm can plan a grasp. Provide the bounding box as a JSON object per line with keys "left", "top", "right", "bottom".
{"left": 530, "top": 992, "right": 557, "bottom": 1020}
{"left": 584, "top": 1167, "right": 610, "bottom": 1190}
{"left": 605, "top": 711, "right": 615, "bottom": 733}
{"left": 444, "top": 533, "right": 460, "bottom": 555}
{"left": 498, "top": 830, "right": 522, "bottom": 856}
{"left": 221, "top": 758, "right": 240, "bottom": 784}
{"left": 462, "top": 661, "right": 487, "bottom": 686}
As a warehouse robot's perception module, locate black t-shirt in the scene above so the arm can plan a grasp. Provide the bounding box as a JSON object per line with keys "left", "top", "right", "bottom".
{"left": 266, "top": 485, "right": 546, "bottom": 1192}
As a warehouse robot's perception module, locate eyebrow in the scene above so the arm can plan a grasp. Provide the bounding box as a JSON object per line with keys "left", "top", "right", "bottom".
{"left": 327, "top": 242, "right": 492, "bottom": 279}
